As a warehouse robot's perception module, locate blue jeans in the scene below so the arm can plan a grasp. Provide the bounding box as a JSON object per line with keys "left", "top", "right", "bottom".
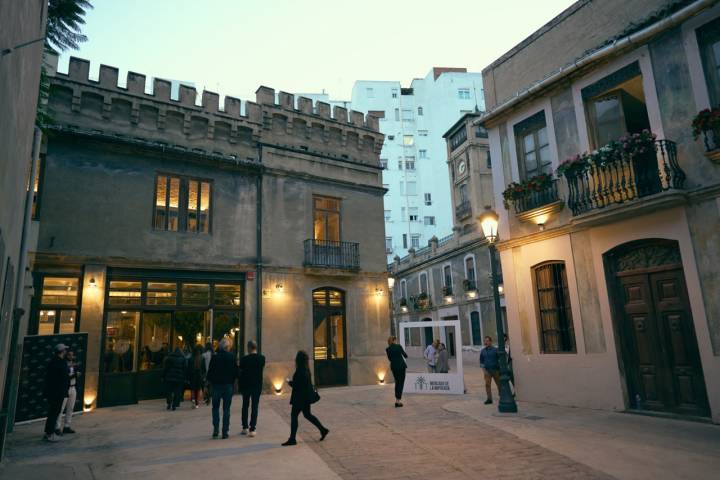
{"left": 212, "top": 383, "right": 233, "bottom": 434}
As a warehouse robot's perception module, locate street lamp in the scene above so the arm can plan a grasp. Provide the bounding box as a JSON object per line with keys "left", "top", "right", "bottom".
{"left": 387, "top": 276, "right": 396, "bottom": 336}
{"left": 477, "top": 206, "right": 517, "bottom": 413}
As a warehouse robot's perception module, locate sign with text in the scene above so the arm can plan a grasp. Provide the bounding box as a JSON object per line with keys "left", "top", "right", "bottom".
{"left": 398, "top": 320, "right": 464, "bottom": 395}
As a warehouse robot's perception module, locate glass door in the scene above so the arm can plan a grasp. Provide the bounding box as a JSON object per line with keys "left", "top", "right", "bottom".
{"left": 136, "top": 312, "right": 172, "bottom": 400}
{"left": 312, "top": 288, "right": 347, "bottom": 387}
{"left": 100, "top": 311, "right": 140, "bottom": 406}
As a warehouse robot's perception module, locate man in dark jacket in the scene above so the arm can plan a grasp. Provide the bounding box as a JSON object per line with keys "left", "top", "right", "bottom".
{"left": 238, "top": 340, "right": 265, "bottom": 437}
{"left": 206, "top": 338, "right": 237, "bottom": 438}
{"left": 43, "top": 343, "right": 70, "bottom": 442}
{"left": 163, "top": 347, "right": 186, "bottom": 411}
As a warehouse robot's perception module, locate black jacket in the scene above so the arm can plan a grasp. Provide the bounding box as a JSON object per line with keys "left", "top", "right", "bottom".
{"left": 44, "top": 355, "right": 70, "bottom": 400}
{"left": 206, "top": 349, "right": 237, "bottom": 385}
{"left": 163, "top": 349, "right": 187, "bottom": 384}
{"left": 238, "top": 353, "right": 266, "bottom": 391}
{"left": 386, "top": 344, "right": 408, "bottom": 371}
{"left": 289, "top": 368, "right": 314, "bottom": 406}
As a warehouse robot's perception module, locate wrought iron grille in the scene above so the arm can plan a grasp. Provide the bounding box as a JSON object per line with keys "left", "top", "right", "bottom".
{"left": 304, "top": 239, "right": 360, "bottom": 270}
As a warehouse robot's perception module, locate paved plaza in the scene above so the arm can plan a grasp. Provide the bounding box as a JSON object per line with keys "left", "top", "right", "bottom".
{"left": 2, "top": 368, "right": 719, "bottom": 479}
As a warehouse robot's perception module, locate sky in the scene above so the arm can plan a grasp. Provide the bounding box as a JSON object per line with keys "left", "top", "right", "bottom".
{"left": 58, "top": 0, "right": 577, "bottom": 102}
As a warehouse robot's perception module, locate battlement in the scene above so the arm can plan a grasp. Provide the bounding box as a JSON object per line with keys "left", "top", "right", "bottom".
{"left": 48, "top": 57, "right": 384, "bottom": 164}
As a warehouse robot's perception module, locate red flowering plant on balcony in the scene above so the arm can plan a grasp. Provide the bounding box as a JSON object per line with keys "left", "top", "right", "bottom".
{"left": 556, "top": 153, "right": 589, "bottom": 178}
{"left": 501, "top": 173, "right": 553, "bottom": 209}
{"left": 691, "top": 107, "right": 720, "bottom": 140}
{"left": 619, "top": 130, "right": 657, "bottom": 157}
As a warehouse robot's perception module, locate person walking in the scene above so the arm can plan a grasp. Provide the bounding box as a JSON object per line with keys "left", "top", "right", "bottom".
{"left": 55, "top": 349, "right": 81, "bottom": 435}
{"left": 202, "top": 342, "right": 213, "bottom": 405}
{"left": 424, "top": 339, "right": 439, "bottom": 373}
{"left": 505, "top": 334, "right": 515, "bottom": 395}
{"left": 43, "top": 344, "right": 70, "bottom": 442}
{"left": 282, "top": 351, "right": 329, "bottom": 446}
{"left": 189, "top": 345, "right": 206, "bottom": 408}
{"left": 480, "top": 336, "right": 501, "bottom": 405}
{"left": 206, "top": 338, "right": 237, "bottom": 439}
{"left": 163, "top": 347, "right": 186, "bottom": 411}
{"left": 238, "top": 340, "right": 265, "bottom": 437}
{"left": 436, "top": 343, "right": 450, "bottom": 374}
{"left": 385, "top": 336, "right": 408, "bottom": 408}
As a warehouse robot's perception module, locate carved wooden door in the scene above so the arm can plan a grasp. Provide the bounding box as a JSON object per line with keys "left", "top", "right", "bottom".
{"left": 618, "top": 268, "right": 709, "bottom": 417}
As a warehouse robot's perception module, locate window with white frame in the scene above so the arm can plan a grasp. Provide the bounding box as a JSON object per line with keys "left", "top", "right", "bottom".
{"left": 405, "top": 160, "right": 415, "bottom": 170}
{"left": 419, "top": 149, "right": 427, "bottom": 158}
{"left": 366, "top": 87, "right": 375, "bottom": 98}
{"left": 419, "top": 272, "right": 429, "bottom": 294}
{"left": 513, "top": 111, "right": 552, "bottom": 180}
{"left": 385, "top": 237, "right": 393, "bottom": 252}
{"left": 458, "top": 88, "right": 471, "bottom": 99}
{"left": 409, "top": 207, "right": 419, "bottom": 222}
{"left": 465, "top": 255, "right": 476, "bottom": 283}
{"left": 443, "top": 264, "right": 453, "bottom": 287}
{"left": 697, "top": 17, "right": 720, "bottom": 107}
{"left": 406, "top": 181, "right": 417, "bottom": 195}
{"left": 402, "top": 109, "right": 414, "bottom": 121}
{"left": 392, "top": 89, "right": 398, "bottom": 99}
{"left": 417, "top": 106, "right": 424, "bottom": 116}
{"left": 411, "top": 234, "right": 420, "bottom": 249}
{"left": 423, "top": 216, "right": 435, "bottom": 226}
{"left": 403, "top": 135, "right": 414, "bottom": 146}
{"left": 424, "top": 193, "right": 432, "bottom": 205}
{"left": 418, "top": 130, "right": 428, "bottom": 136}
{"left": 398, "top": 160, "right": 403, "bottom": 170}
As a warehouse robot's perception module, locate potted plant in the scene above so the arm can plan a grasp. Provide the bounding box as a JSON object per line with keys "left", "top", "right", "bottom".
{"left": 619, "top": 130, "right": 660, "bottom": 196}
{"left": 442, "top": 285, "right": 453, "bottom": 297}
{"left": 463, "top": 279, "right": 476, "bottom": 292}
{"left": 557, "top": 153, "right": 589, "bottom": 178}
{"left": 501, "top": 173, "right": 555, "bottom": 210}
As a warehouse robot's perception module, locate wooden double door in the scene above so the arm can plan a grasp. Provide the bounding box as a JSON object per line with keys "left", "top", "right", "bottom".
{"left": 610, "top": 241, "right": 709, "bottom": 417}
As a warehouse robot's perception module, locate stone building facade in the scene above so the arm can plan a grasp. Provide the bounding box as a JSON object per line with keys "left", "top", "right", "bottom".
{"left": 28, "top": 57, "right": 390, "bottom": 409}
{"left": 0, "top": 0, "right": 47, "bottom": 458}
{"left": 389, "top": 114, "right": 501, "bottom": 361}
{"left": 480, "top": 0, "right": 720, "bottom": 422}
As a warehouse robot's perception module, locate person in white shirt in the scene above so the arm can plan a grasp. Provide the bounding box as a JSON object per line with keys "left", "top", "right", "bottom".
{"left": 55, "top": 349, "right": 80, "bottom": 435}
{"left": 424, "top": 339, "right": 439, "bottom": 373}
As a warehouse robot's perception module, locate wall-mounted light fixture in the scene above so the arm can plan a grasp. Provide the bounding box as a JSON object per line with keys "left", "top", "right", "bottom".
{"left": 498, "top": 284, "right": 504, "bottom": 294}
{"left": 273, "top": 381, "right": 283, "bottom": 395}
{"left": 401, "top": 306, "right": 408, "bottom": 313}
{"left": 467, "top": 290, "right": 477, "bottom": 299}
{"left": 387, "top": 277, "right": 395, "bottom": 290}
{"left": 275, "top": 283, "right": 284, "bottom": 293}
{"left": 88, "top": 277, "right": 97, "bottom": 288}
{"left": 375, "top": 287, "right": 384, "bottom": 297}
{"left": 444, "top": 295, "right": 453, "bottom": 304}
{"left": 377, "top": 371, "right": 386, "bottom": 384}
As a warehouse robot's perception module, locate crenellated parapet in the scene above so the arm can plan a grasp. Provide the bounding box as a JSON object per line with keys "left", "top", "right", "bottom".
{"left": 46, "top": 57, "right": 384, "bottom": 167}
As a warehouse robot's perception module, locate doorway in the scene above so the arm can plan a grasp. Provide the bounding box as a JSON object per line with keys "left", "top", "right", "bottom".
{"left": 605, "top": 240, "right": 710, "bottom": 417}
{"left": 312, "top": 288, "right": 347, "bottom": 387}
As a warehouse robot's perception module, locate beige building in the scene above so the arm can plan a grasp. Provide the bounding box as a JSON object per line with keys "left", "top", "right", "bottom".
{"left": 23, "top": 56, "right": 389, "bottom": 410}
{"left": 480, "top": 0, "right": 720, "bottom": 422}
{"left": 390, "top": 113, "right": 500, "bottom": 360}
{"left": 0, "top": 0, "right": 47, "bottom": 458}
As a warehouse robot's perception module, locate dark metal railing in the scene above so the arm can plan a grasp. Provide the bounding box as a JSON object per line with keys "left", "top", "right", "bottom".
{"left": 564, "top": 139, "right": 685, "bottom": 216}
{"left": 701, "top": 127, "right": 720, "bottom": 153}
{"left": 303, "top": 239, "right": 359, "bottom": 270}
{"left": 455, "top": 200, "right": 472, "bottom": 220}
{"left": 513, "top": 179, "right": 560, "bottom": 214}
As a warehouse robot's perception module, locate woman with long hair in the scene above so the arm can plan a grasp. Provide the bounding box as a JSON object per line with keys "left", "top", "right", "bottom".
{"left": 386, "top": 336, "right": 408, "bottom": 407}
{"left": 189, "top": 344, "right": 206, "bottom": 408}
{"left": 282, "top": 350, "right": 329, "bottom": 446}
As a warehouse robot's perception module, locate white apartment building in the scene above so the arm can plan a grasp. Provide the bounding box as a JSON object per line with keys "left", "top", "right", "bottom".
{"left": 349, "top": 68, "right": 484, "bottom": 261}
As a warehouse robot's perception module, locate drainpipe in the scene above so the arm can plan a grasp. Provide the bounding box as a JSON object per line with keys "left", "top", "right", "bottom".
{"left": 5, "top": 127, "right": 42, "bottom": 435}
{"left": 477, "top": 0, "right": 716, "bottom": 126}
{"left": 255, "top": 147, "right": 263, "bottom": 354}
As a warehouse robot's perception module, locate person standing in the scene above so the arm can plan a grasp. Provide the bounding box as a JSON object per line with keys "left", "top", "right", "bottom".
{"left": 436, "top": 343, "right": 450, "bottom": 374}
{"left": 189, "top": 345, "right": 206, "bottom": 408}
{"left": 480, "top": 336, "right": 501, "bottom": 405}
{"left": 238, "top": 340, "right": 265, "bottom": 437}
{"left": 202, "top": 342, "right": 213, "bottom": 405}
{"left": 163, "top": 347, "right": 186, "bottom": 411}
{"left": 504, "top": 334, "right": 515, "bottom": 395}
{"left": 424, "top": 339, "right": 439, "bottom": 373}
{"left": 43, "top": 344, "right": 69, "bottom": 442}
{"left": 282, "top": 350, "right": 329, "bottom": 446}
{"left": 55, "top": 349, "right": 80, "bottom": 435}
{"left": 385, "top": 336, "right": 408, "bottom": 408}
{"left": 206, "top": 338, "right": 237, "bottom": 439}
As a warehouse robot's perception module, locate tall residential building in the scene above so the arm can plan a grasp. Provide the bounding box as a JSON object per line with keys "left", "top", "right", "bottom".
{"left": 349, "top": 68, "right": 484, "bottom": 261}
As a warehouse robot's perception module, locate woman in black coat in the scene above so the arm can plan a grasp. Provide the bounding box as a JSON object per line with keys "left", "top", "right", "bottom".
{"left": 282, "top": 350, "right": 329, "bottom": 446}
{"left": 386, "top": 336, "right": 408, "bottom": 407}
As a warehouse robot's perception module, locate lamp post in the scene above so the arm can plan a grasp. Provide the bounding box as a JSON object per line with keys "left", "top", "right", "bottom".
{"left": 387, "top": 276, "right": 396, "bottom": 336}
{"left": 478, "top": 207, "right": 517, "bottom": 413}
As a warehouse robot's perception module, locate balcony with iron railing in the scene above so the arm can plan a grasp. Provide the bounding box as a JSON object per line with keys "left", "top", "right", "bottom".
{"left": 562, "top": 139, "right": 685, "bottom": 216}
{"left": 455, "top": 200, "right": 472, "bottom": 220}
{"left": 303, "top": 239, "right": 360, "bottom": 270}
{"left": 699, "top": 126, "right": 720, "bottom": 163}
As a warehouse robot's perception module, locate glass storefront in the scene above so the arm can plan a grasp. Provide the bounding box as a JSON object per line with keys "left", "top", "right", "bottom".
{"left": 100, "top": 273, "right": 244, "bottom": 406}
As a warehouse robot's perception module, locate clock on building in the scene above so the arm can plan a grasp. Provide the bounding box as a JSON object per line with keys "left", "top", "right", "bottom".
{"left": 458, "top": 161, "right": 466, "bottom": 174}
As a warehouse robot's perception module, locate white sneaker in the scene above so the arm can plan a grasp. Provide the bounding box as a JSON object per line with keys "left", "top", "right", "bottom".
{"left": 249, "top": 430, "right": 256, "bottom": 437}
{"left": 241, "top": 429, "right": 248, "bottom": 435}
{"left": 43, "top": 434, "right": 58, "bottom": 443}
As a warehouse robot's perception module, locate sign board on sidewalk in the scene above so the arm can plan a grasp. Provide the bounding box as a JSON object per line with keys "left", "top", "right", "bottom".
{"left": 398, "top": 320, "right": 464, "bottom": 395}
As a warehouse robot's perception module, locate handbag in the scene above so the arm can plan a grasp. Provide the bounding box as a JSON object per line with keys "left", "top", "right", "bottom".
{"left": 310, "top": 385, "right": 321, "bottom": 404}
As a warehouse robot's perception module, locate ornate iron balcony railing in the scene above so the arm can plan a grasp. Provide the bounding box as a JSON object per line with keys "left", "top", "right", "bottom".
{"left": 303, "top": 239, "right": 359, "bottom": 270}
{"left": 513, "top": 179, "right": 561, "bottom": 214}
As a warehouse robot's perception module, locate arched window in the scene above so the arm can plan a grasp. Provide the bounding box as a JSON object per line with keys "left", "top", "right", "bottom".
{"left": 419, "top": 272, "right": 429, "bottom": 294}
{"left": 400, "top": 279, "right": 407, "bottom": 300}
{"left": 470, "top": 311, "right": 481, "bottom": 346}
{"left": 533, "top": 262, "right": 576, "bottom": 353}
{"left": 464, "top": 255, "right": 476, "bottom": 282}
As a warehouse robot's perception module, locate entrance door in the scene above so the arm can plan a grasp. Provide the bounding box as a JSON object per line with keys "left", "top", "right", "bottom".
{"left": 101, "top": 311, "right": 140, "bottom": 407}
{"left": 136, "top": 312, "right": 171, "bottom": 400}
{"left": 609, "top": 241, "right": 710, "bottom": 417}
{"left": 312, "top": 288, "right": 347, "bottom": 387}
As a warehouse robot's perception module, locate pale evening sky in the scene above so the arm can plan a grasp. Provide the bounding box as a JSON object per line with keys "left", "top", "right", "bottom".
{"left": 58, "top": 0, "right": 576, "bottom": 102}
